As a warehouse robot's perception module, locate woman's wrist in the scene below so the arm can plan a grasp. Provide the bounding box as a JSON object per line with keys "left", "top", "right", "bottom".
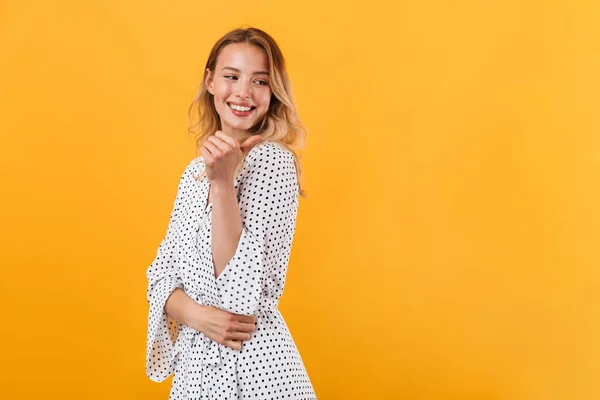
{"left": 211, "top": 180, "right": 236, "bottom": 199}
{"left": 183, "top": 299, "right": 207, "bottom": 331}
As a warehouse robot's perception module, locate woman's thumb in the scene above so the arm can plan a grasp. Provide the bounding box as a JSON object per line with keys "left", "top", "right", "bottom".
{"left": 240, "top": 135, "right": 263, "bottom": 154}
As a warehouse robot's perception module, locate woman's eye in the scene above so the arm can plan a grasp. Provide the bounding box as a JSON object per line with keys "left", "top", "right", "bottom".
{"left": 224, "top": 76, "right": 267, "bottom": 86}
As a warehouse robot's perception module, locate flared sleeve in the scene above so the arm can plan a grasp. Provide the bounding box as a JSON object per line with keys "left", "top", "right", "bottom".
{"left": 144, "top": 162, "right": 191, "bottom": 382}
{"left": 216, "top": 143, "right": 300, "bottom": 316}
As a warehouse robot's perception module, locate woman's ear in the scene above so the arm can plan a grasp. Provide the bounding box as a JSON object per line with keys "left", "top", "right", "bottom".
{"left": 205, "top": 68, "right": 214, "bottom": 95}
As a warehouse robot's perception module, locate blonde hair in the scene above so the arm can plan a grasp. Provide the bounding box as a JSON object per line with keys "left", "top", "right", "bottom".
{"left": 188, "top": 26, "right": 308, "bottom": 198}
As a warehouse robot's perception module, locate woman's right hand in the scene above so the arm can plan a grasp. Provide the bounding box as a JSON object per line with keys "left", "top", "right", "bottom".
{"left": 187, "top": 303, "right": 256, "bottom": 350}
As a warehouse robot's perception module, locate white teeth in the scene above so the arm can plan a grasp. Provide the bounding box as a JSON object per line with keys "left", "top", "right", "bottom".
{"left": 229, "top": 104, "right": 252, "bottom": 112}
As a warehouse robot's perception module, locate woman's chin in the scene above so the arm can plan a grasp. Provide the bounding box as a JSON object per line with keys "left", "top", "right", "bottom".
{"left": 226, "top": 121, "right": 254, "bottom": 132}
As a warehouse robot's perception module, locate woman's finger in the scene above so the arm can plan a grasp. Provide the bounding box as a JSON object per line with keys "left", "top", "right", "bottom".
{"left": 214, "top": 130, "right": 239, "bottom": 149}
{"left": 207, "top": 134, "right": 231, "bottom": 152}
{"left": 234, "top": 320, "right": 257, "bottom": 333}
{"left": 203, "top": 140, "right": 221, "bottom": 156}
{"left": 199, "top": 146, "right": 213, "bottom": 162}
{"left": 224, "top": 340, "right": 242, "bottom": 351}
{"left": 240, "top": 135, "right": 263, "bottom": 155}
{"left": 234, "top": 313, "right": 256, "bottom": 324}
{"left": 227, "top": 331, "right": 252, "bottom": 341}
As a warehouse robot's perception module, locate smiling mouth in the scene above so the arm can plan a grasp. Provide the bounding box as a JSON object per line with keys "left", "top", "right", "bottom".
{"left": 227, "top": 103, "right": 256, "bottom": 112}
{"left": 227, "top": 103, "right": 256, "bottom": 116}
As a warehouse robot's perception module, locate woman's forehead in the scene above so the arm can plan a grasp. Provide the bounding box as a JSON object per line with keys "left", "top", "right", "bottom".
{"left": 217, "top": 43, "right": 269, "bottom": 72}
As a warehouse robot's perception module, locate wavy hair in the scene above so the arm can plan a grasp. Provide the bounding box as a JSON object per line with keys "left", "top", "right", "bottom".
{"left": 188, "top": 26, "right": 308, "bottom": 198}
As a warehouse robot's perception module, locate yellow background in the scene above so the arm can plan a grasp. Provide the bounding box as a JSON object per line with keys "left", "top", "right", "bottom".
{"left": 1, "top": 0, "right": 598, "bottom": 399}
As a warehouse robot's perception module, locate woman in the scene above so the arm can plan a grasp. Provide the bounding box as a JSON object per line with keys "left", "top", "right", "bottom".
{"left": 145, "top": 26, "right": 317, "bottom": 399}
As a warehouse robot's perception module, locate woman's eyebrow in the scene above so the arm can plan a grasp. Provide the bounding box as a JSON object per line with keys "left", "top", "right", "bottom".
{"left": 222, "top": 66, "right": 269, "bottom": 76}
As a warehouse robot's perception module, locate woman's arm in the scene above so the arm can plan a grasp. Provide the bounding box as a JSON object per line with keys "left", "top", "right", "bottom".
{"left": 165, "top": 288, "right": 256, "bottom": 350}
{"left": 210, "top": 181, "right": 243, "bottom": 278}
{"left": 145, "top": 160, "right": 255, "bottom": 380}
{"left": 198, "top": 131, "right": 263, "bottom": 278}
{"left": 214, "top": 142, "right": 300, "bottom": 316}
{"left": 163, "top": 287, "right": 200, "bottom": 327}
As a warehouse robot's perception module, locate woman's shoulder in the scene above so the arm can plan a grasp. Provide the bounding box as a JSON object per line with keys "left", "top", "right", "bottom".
{"left": 245, "top": 140, "right": 295, "bottom": 168}
{"left": 243, "top": 141, "right": 298, "bottom": 194}
{"left": 182, "top": 157, "right": 201, "bottom": 173}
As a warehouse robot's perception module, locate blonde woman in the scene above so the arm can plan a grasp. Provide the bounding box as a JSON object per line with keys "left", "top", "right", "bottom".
{"left": 145, "top": 26, "right": 317, "bottom": 399}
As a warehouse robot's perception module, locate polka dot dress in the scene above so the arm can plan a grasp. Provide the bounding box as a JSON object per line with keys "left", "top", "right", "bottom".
{"left": 145, "top": 141, "right": 317, "bottom": 399}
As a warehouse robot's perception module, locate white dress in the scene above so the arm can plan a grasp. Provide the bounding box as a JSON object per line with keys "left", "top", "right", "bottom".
{"left": 145, "top": 141, "right": 317, "bottom": 400}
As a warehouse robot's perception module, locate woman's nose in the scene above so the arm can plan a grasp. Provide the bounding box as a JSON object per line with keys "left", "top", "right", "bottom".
{"left": 235, "top": 81, "right": 251, "bottom": 98}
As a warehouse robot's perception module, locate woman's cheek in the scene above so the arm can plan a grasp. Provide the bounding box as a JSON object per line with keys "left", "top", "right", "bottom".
{"left": 261, "top": 90, "right": 272, "bottom": 107}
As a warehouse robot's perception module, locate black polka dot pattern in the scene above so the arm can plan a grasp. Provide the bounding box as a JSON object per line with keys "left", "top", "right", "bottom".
{"left": 145, "top": 142, "right": 317, "bottom": 399}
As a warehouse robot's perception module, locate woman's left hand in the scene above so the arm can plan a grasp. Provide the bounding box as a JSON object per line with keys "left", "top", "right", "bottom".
{"left": 200, "top": 131, "right": 263, "bottom": 184}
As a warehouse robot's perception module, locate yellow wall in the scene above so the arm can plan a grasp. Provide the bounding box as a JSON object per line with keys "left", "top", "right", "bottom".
{"left": 1, "top": 0, "right": 598, "bottom": 398}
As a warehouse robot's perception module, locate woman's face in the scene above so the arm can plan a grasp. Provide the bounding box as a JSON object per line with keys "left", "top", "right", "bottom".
{"left": 206, "top": 43, "right": 272, "bottom": 139}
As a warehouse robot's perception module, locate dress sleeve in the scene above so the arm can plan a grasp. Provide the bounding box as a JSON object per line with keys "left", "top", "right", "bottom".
{"left": 144, "top": 162, "right": 190, "bottom": 382}
{"left": 217, "top": 144, "right": 299, "bottom": 315}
